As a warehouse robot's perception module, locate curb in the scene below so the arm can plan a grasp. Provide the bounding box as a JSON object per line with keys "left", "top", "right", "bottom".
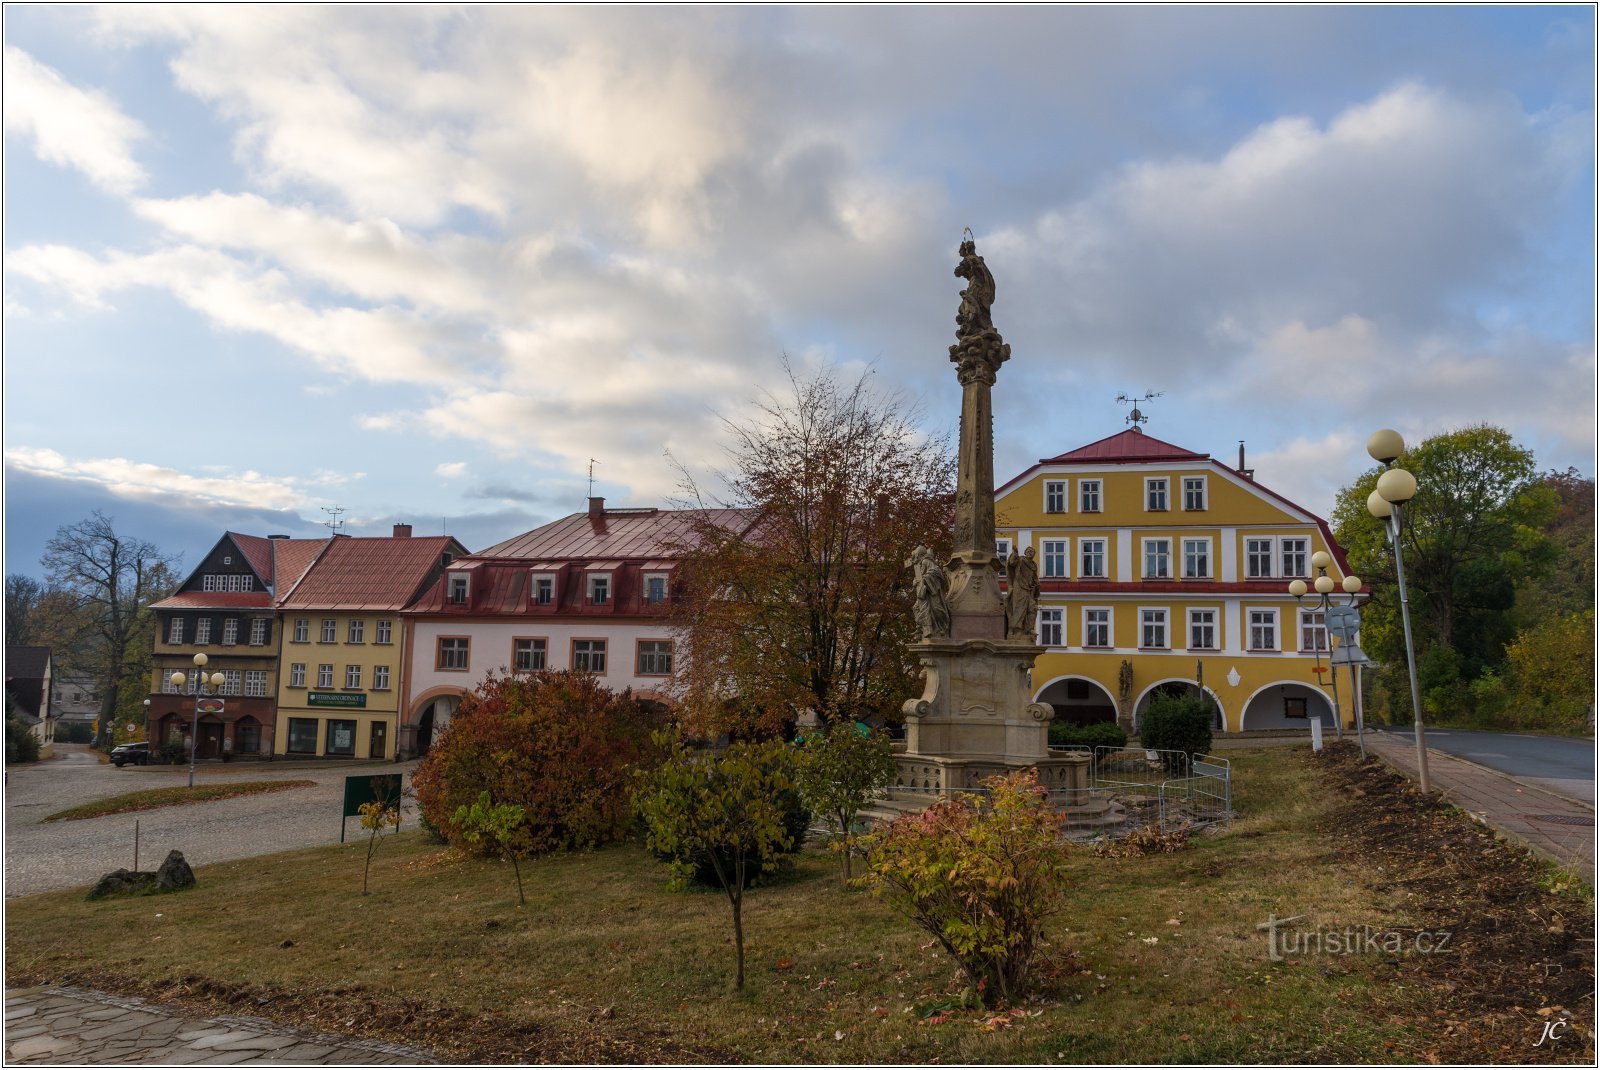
{"left": 1368, "top": 736, "right": 1595, "bottom": 814}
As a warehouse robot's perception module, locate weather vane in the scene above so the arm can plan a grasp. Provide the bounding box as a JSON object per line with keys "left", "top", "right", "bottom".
{"left": 1116, "top": 391, "right": 1163, "bottom": 429}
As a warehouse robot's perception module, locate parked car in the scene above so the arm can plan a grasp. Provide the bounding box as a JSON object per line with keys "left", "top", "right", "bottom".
{"left": 110, "top": 741, "right": 150, "bottom": 767}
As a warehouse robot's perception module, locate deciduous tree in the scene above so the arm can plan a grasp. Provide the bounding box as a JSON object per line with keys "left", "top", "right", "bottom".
{"left": 794, "top": 722, "right": 895, "bottom": 879}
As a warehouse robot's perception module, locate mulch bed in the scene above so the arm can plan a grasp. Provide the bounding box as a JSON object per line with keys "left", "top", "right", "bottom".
{"left": 1312, "top": 741, "right": 1594, "bottom": 1063}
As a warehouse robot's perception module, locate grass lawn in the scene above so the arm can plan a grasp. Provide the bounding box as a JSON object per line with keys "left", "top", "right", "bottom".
{"left": 5, "top": 746, "right": 1590, "bottom": 1063}
{"left": 42, "top": 781, "right": 317, "bottom": 822}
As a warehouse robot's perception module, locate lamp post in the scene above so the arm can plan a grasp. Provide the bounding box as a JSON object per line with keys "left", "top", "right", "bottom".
{"left": 1366, "top": 428, "right": 1430, "bottom": 792}
{"left": 1289, "top": 555, "right": 1365, "bottom": 754}
{"left": 168, "top": 653, "right": 225, "bottom": 789}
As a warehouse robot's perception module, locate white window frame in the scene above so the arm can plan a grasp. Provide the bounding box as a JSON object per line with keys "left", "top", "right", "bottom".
{"left": 448, "top": 573, "right": 469, "bottom": 604}
{"left": 320, "top": 619, "right": 337, "bottom": 643}
{"left": 1245, "top": 537, "right": 1275, "bottom": 579}
{"left": 244, "top": 670, "right": 268, "bottom": 698}
{"left": 1249, "top": 609, "right": 1279, "bottom": 652}
{"left": 995, "top": 537, "right": 1012, "bottom": 562}
{"left": 221, "top": 618, "right": 238, "bottom": 646}
{"left": 1301, "top": 609, "right": 1329, "bottom": 653}
{"left": 1183, "top": 476, "right": 1207, "bottom": 511}
{"left": 347, "top": 619, "right": 365, "bottom": 644}
{"left": 168, "top": 618, "right": 185, "bottom": 645}
{"left": 1182, "top": 538, "right": 1212, "bottom": 579}
{"left": 1041, "top": 539, "right": 1069, "bottom": 579}
{"left": 344, "top": 664, "right": 362, "bottom": 690}
{"left": 1079, "top": 478, "right": 1102, "bottom": 513}
{"left": 1083, "top": 606, "right": 1113, "bottom": 649}
{"left": 587, "top": 573, "right": 611, "bottom": 605}
{"left": 644, "top": 573, "right": 669, "bottom": 605}
{"left": 194, "top": 618, "right": 211, "bottom": 645}
{"left": 1145, "top": 477, "right": 1169, "bottom": 511}
{"left": 1188, "top": 608, "right": 1218, "bottom": 650}
{"left": 1140, "top": 607, "right": 1169, "bottom": 649}
{"left": 373, "top": 665, "right": 391, "bottom": 690}
{"left": 1142, "top": 538, "right": 1172, "bottom": 580}
{"left": 1281, "top": 538, "right": 1310, "bottom": 579}
{"left": 375, "top": 619, "right": 393, "bottom": 645}
{"left": 289, "top": 663, "right": 306, "bottom": 688}
{"left": 1037, "top": 608, "right": 1064, "bottom": 647}
{"left": 533, "top": 576, "right": 555, "bottom": 606}
{"left": 249, "top": 618, "right": 268, "bottom": 646}
{"left": 1044, "top": 479, "right": 1067, "bottom": 514}
{"left": 293, "top": 618, "right": 309, "bottom": 643}
{"left": 221, "top": 670, "right": 242, "bottom": 696}
{"left": 317, "top": 663, "right": 334, "bottom": 688}
{"left": 1079, "top": 538, "right": 1107, "bottom": 579}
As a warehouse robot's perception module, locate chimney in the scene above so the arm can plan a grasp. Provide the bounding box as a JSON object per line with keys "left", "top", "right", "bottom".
{"left": 393, "top": 523, "right": 413, "bottom": 539}
{"left": 588, "top": 496, "right": 605, "bottom": 519}
{"left": 1237, "top": 441, "right": 1254, "bottom": 480}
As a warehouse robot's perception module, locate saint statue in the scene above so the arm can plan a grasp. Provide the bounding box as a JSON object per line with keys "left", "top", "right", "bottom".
{"left": 1004, "top": 546, "right": 1039, "bottom": 640}
{"left": 908, "top": 545, "right": 951, "bottom": 640}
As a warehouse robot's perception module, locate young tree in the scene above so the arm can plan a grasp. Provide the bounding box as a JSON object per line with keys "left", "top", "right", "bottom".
{"left": 357, "top": 798, "right": 401, "bottom": 896}
{"left": 633, "top": 732, "right": 798, "bottom": 992}
{"left": 794, "top": 722, "right": 895, "bottom": 879}
{"left": 671, "top": 364, "right": 955, "bottom": 737}
{"left": 453, "top": 791, "right": 532, "bottom": 906}
{"left": 40, "top": 513, "right": 179, "bottom": 748}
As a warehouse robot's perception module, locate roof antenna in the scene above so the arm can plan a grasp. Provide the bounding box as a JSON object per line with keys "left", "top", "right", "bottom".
{"left": 587, "top": 458, "right": 600, "bottom": 498}
{"left": 320, "top": 506, "right": 346, "bottom": 535}
{"left": 1115, "top": 391, "right": 1163, "bottom": 432}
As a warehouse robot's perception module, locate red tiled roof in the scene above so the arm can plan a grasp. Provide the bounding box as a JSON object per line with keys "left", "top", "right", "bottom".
{"left": 152, "top": 592, "right": 274, "bottom": 611}
{"left": 227, "top": 532, "right": 277, "bottom": 584}
{"left": 278, "top": 536, "right": 467, "bottom": 611}
{"left": 270, "top": 538, "right": 329, "bottom": 595}
{"left": 475, "top": 507, "right": 755, "bottom": 561}
{"left": 1040, "top": 429, "right": 1209, "bottom": 465}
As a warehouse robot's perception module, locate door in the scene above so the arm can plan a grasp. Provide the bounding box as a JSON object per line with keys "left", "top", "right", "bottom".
{"left": 369, "top": 721, "right": 388, "bottom": 760}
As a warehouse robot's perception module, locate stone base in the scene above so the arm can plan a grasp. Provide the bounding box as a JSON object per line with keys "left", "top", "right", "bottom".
{"left": 859, "top": 748, "right": 1126, "bottom": 832}
{"left": 902, "top": 637, "right": 1054, "bottom": 762}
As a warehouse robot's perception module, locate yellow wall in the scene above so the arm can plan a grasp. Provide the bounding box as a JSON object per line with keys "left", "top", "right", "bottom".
{"left": 273, "top": 610, "right": 402, "bottom": 759}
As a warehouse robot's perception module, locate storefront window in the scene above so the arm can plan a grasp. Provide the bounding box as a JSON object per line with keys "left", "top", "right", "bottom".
{"left": 327, "top": 719, "right": 357, "bottom": 755}
{"left": 287, "top": 718, "right": 319, "bottom": 754}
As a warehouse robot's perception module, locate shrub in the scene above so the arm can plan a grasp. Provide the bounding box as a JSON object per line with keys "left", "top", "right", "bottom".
{"left": 1506, "top": 611, "right": 1595, "bottom": 734}
{"left": 859, "top": 768, "right": 1070, "bottom": 1008}
{"left": 453, "top": 791, "right": 531, "bottom": 906}
{"left": 633, "top": 732, "right": 800, "bottom": 991}
{"left": 56, "top": 722, "right": 95, "bottom": 744}
{"left": 412, "top": 671, "right": 667, "bottom": 856}
{"left": 1047, "top": 720, "right": 1127, "bottom": 751}
{"left": 794, "top": 722, "right": 895, "bottom": 879}
{"left": 1139, "top": 692, "right": 1213, "bottom": 774}
{"left": 5, "top": 718, "right": 41, "bottom": 764}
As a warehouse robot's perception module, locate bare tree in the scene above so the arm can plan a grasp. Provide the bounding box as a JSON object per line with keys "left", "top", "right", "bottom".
{"left": 41, "top": 512, "right": 179, "bottom": 748}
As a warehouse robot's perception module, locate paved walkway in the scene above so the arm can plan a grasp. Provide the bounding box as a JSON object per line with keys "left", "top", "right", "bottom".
{"left": 4, "top": 986, "right": 434, "bottom": 1065}
{"left": 1365, "top": 731, "right": 1595, "bottom": 874}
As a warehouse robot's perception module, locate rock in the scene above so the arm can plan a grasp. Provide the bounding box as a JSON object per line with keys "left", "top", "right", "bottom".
{"left": 156, "top": 850, "right": 196, "bottom": 891}
{"left": 87, "top": 868, "right": 157, "bottom": 900}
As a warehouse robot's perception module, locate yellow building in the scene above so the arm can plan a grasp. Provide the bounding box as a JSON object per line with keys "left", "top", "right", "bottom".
{"left": 272, "top": 528, "right": 466, "bottom": 760}
{"left": 996, "top": 428, "right": 1357, "bottom": 733}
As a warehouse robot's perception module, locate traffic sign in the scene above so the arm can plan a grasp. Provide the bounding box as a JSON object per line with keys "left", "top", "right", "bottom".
{"left": 1325, "top": 604, "right": 1361, "bottom": 640}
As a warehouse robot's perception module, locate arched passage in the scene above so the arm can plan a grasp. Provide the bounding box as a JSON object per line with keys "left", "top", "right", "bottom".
{"left": 1033, "top": 675, "right": 1118, "bottom": 726}
{"left": 405, "top": 687, "right": 464, "bottom": 758}
{"left": 1240, "top": 682, "right": 1334, "bottom": 731}
{"left": 1132, "top": 679, "right": 1225, "bottom": 732}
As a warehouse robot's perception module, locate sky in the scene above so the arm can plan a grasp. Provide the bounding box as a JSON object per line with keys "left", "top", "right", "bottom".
{"left": 4, "top": 6, "right": 1595, "bottom": 579}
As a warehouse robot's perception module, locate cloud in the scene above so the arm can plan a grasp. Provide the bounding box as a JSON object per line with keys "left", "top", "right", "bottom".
{"left": 2, "top": 46, "right": 147, "bottom": 194}
{"left": 4, "top": 447, "right": 319, "bottom": 513}
{"left": 434, "top": 461, "right": 468, "bottom": 478}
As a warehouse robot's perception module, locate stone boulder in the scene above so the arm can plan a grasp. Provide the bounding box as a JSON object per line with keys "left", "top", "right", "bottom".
{"left": 86, "top": 850, "right": 195, "bottom": 900}
{"left": 156, "top": 850, "right": 195, "bottom": 891}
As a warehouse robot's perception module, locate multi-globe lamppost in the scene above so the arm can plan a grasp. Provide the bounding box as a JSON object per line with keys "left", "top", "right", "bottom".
{"left": 168, "top": 652, "right": 225, "bottom": 789}
{"left": 1363, "top": 428, "right": 1430, "bottom": 792}
{"left": 1288, "top": 552, "right": 1364, "bottom": 754}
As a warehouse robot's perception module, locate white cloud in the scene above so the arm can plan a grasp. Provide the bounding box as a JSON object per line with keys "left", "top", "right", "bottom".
{"left": 434, "top": 461, "right": 468, "bottom": 478}
{"left": 2, "top": 46, "right": 147, "bottom": 194}
{"left": 4, "top": 447, "right": 316, "bottom": 512}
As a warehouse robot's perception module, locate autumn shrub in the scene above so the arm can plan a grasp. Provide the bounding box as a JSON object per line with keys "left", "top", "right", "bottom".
{"left": 412, "top": 671, "right": 667, "bottom": 855}
{"left": 1138, "top": 692, "right": 1213, "bottom": 774}
{"left": 859, "top": 768, "right": 1071, "bottom": 1008}
{"left": 1506, "top": 611, "right": 1595, "bottom": 734}
{"left": 794, "top": 721, "right": 895, "bottom": 879}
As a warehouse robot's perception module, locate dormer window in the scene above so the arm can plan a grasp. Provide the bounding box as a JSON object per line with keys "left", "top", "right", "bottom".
{"left": 534, "top": 576, "right": 554, "bottom": 606}
{"left": 448, "top": 573, "right": 469, "bottom": 605}
{"left": 644, "top": 574, "right": 668, "bottom": 605}
{"left": 588, "top": 573, "right": 611, "bottom": 605}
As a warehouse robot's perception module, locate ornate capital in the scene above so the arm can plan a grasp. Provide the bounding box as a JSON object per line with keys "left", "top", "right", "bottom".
{"left": 949, "top": 333, "right": 1010, "bottom": 386}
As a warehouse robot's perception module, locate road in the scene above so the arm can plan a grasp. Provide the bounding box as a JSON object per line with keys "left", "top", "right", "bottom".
{"left": 1376, "top": 727, "right": 1594, "bottom": 806}
{"left": 4, "top": 746, "right": 420, "bottom": 898}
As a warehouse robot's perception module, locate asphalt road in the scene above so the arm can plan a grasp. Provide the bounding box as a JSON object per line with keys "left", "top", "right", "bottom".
{"left": 4, "top": 746, "right": 420, "bottom": 898}
{"left": 1376, "top": 726, "right": 1595, "bottom": 805}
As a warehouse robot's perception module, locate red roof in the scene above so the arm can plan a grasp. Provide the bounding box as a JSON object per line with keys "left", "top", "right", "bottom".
{"left": 278, "top": 535, "right": 467, "bottom": 611}
{"left": 1040, "top": 429, "right": 1209, "bottom": 465}
{"left": 227, "top": 533, "right": 277, "bottom": 584}
{"left": 476, "top": 507, "right": 755, "bottom": 561}
{"left": 270, "top": 538, "right": 329, "bottom": 594}
{"left": 152, "top": 591, "right": 274, "bottom": 611}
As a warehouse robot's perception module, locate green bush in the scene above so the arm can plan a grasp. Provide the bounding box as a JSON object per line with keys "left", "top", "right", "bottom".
{"left": 1048, "top": 720, "right": 1127, "bottom": 751}
{"left": 5, "top": 718, "right": 41, "bottom": 764}
{"left": 1138, "top": 692, "right": 1213, "bottom": 774}
{"left": 794, "top": 722, "right": 895, "bottom": 879}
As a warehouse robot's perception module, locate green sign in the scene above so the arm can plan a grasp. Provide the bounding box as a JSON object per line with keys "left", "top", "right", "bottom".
{"left": 308, "top": 692, "right": 366, "bottom": 709}
{"left": 341, "top": 773, "right": 402, "bottom": 842}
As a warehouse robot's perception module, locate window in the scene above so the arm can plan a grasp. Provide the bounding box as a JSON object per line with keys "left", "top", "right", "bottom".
{"left": 534, "top": 577, "right": 554, "bottom": 606}
{"left": 1301, "top": 610, "right": 1329, "bottom": 652}
{"left": 1080, "top": 538, "right": 1106, "bottom": 579}
{"left": 587, "top": 574, "right": 610, "bottom": 605}
{"left": 437, "top": 637, "right": 470, "bottom": 671}
{"left": 293, "top": 618, "right": 309, "bottom": 643}
{"left": 514, "top": 638, "right": 547, "bottom": 672}
{"left": 1079, "top": 479, "right": 1102, "bottom": 512}
{"left": 287, "top": 718, "right": 319, "bottom": 754}
{"left": 317, "top": 664, "right": 334, "bottom": 688}
{"left": 1182, "top": 539, "right": 1210, "bottom": 579}
{"left": 320, "top": 619, "right": 337, "bottom": 643}
{"left": 1045, "top": 480, "right": 1067, "bottom": 513}
{"left": 637, "top": 640, "right": 674, "bottom": 675}
{"left": 245, "top": 671, "right": 268, "bottom": 697}
{"left": 326, "top": 719, "right": 356, "bottom": 756}
{"left": 1141, "top": 609, "right": 1168, "bottom": 649}
{"left": 202, "top": 574, "right": 214, "bottom": 592}
{"left": 347, "top": 619, "right": 365, "bottom": 644}
{"left": 220, "top": 670, "right": 241, "bottom": 696}
{"left": 1041, "top": 539, "right": 1068, "bottom": 579}
{"left": 194, "top": 618, "right": 211, "bottom": 645}
{"left": 1246, "top": 538, "right": 1274, "bottom": 579}
{"left": 1249, "top": 610, "right": 1278, "bottom": 651}
{"left": 163, "top": 673, "right": 180, "bottom": 694}
{"left": 344, "top": 665, "right": 362, "bottom": 690}
{"left": 1284, "top": 696, "right": 1309, "bottom": 719}
{"left": 448, "top": 573, "right": 469, "bottom": 604}
{"left": 1037, "top": 608, "right": 1064, "bottom": 647}
{"left": 373, "top": 665, "right": 391, "bottom": 690}
{"left": 573, "top": 639, "right": 607, "bottom": 673}
{"left": 1183, "top": 476, "right": 1207, "bottom": 511}
{"left": 375, "top": 619, "right": 392, "bottom": 644}
{"left": 1143, "top": 538, "right": 1171, "bottom": 579}
{"left": 249, "top": 618, "right": 268, "bottom": 646}
{"left": 995, "top": 537, "right": 1012, "bottom": 562}
{"left": 1189, "top": 609, "right": 1217, "bottom": 650}
{"left": 168, "top": 618, "right": 185, "bottom": 645}
{"left": 1146, "top": 477, "right": 1169, "bottom": 511}
{"left": 289, "top": 663, "right": 306, "bottom": 688}
{"left": 221, "top": 618, "right": 238, "bottom": 646}
{"left": 1084, "top": 608, "right": 1112, "bottom": 648}
{"left": 1281, "top": 538, "right": 1309, "bottom": 578}
{"left": 645, "top": 575, "right": 668, "bottom": 605}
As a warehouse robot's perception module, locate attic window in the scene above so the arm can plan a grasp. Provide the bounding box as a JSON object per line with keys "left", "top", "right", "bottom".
{"left": 448, "top": 574, "right": 469, "bottom": 604}
{"left": 223, "top": 556, "right": 232, "bottom": 564}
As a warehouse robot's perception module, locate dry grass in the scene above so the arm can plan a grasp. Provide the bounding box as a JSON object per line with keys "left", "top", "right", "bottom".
{"left": 4, "top": 747, "right": 1564, "bottom": 1062}
{"left": 42, "top": 781, "right": 316, "bottom": 822}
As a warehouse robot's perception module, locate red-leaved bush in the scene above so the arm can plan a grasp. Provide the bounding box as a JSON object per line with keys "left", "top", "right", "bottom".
{"left": 412, "top": 671, "right": 667, "bottom": 856}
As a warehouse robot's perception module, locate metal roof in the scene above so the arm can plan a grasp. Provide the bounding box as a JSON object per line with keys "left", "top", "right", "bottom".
{"left": 474, "top": 507, "right": 755, "bottom": 561}
{"left": 278, "top": 535, "right": 467, "bottom": 611}
{"left": 152, "top": 592, "right": 275, "bottom": 611}
{"left": 1039, "top": 429, "right": 1209, "bottom": 465}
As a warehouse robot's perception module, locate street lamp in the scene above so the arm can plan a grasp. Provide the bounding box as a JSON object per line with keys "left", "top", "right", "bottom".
{"left": 168, "top": 653, "right": 225, "bottom": 789}
{"left": 1289, "top": 553, "right": 1366, "bottom": 755}
{"left": 1367, "top": 428, "right": 1430, "bottom": 792}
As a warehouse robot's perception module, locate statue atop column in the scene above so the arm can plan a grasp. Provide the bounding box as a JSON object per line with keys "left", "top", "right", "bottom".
{"left": 949, "top": 237, "right": 1011, "bottom": 387}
